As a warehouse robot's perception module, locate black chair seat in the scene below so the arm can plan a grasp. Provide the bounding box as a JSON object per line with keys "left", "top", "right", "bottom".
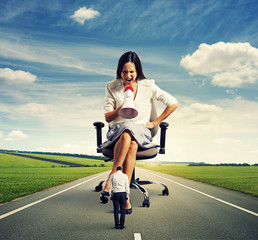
{"left": 102, "top": 147, "right": 158, "bottom": 160}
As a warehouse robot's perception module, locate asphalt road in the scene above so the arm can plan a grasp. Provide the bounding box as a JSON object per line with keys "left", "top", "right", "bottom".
{"left": 0, "top": 167, "right": 257, "bottom": 240}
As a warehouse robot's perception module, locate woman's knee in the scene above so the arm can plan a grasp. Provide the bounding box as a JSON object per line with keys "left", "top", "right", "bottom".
{"left": 128, "top": 141, "right": 138, "bottom": 153}
{"left": 120, "top": 130, "right": 132, "bottom": 142}
{"left": 118, "top": 131, "right": 138, "bottom": 153}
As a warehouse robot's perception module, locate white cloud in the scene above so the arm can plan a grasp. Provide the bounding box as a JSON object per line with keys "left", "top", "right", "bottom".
{"left": 4, "top": 130, "right": 28, "bottom": 141}
{"left": 2, "top": 97, "right": 258, "bottom": 164}
{"left": 0, "top": 39, "right": 114, "bottom": 76}
{"left": 212, "top": 65, "right": 257, "bottom": 87}
{"left": 173, "top": 102, "right": 223, "bottom": 130}
{"left": 31, "top": 140, "right": 98, "bottom": 156}
{"left": 161, "top": 98, "right": 258, "bottom": 164}
{"left": 180, "top": 42, "right": 258, "bottom": 88}
{"left": 241, "top": 113, "right": 258, "bottom": 120}
{"left": 70, "top": 6, "right": 100, "bottom": 24}
{"left": 249, "top": 149, "right": 258, "bottom": 154}
{"left": 0, "top": 131, "right": 3, "bottom": 139}
{"left": 213, "top": 138, "right": 241, "bottom": 144}
{"left": 56, "top": 144, "right": 84, "bottom": 153}
{"left": 0, "top": 102, "right": 56, "bottom": 124}
{"left": 0, "top": 95, "right": 105, "bottom": 128}
{"left": 0, "top": 68, "right": 37, "bottom": 84}
{"left": 18, "top": 103, "right": 55, "bottom": 118}
{"left": 226, "top": 89, "right": 235, "bottom": 95}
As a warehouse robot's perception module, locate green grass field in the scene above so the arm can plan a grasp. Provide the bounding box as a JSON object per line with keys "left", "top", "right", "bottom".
{"left": 1, "top": 152, "right": 257, "bottom": 204}
{"left": 10, "top": 153, "right": 109, "bottom": 166}
{"left": 0, "top": 153, "right": 67, "bottom": 168}
{"left": 0, "top": 153, "right": 112, "bottom": 203}
{"left": 137, "top": 163, "right": 258, "bottom": 196}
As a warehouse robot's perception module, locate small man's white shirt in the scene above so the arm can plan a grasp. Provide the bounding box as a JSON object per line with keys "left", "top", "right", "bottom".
{"left": 109, "top": 170, "right": 130, "bottom": 198}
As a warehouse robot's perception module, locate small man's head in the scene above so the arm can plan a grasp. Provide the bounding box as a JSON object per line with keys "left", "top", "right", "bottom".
{"left": 116, "top": 166, "right": 122, "bottom": 171}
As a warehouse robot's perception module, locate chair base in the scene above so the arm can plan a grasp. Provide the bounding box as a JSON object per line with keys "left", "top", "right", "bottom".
{"left": 95, "top": 176, "right": 169, "bottom": 207}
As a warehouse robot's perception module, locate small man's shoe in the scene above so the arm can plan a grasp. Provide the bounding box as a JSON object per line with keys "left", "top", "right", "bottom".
{"left": 120, "top": 225, "right": 125, "bottom": 229}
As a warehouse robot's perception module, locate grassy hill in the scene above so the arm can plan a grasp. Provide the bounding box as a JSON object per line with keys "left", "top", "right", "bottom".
{"left": 137, "top": 162, "right": 258, "bottom": 196}
{"left": 1, "top": 151, "right": 257, "bottom": 204}
{"left": 0, "top": 152, "right": 112, "bottom": 203}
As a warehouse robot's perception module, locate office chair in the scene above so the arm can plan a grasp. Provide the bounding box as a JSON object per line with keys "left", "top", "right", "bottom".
{"left": 93, "top": 121, "right": 170, "bottom": 208}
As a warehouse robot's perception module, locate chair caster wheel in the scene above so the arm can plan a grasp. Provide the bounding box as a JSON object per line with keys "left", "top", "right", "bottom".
{"left": 162, "top": 188, "right": 169, "bottom": 196}
{"left": 142, "top": 200, "right": 150, "bottom": 208}
{"left": 95, "top": 185, "right": 102, "bottom": 192}
{"left": 100, "top": 196, "right": 108, "bottom": 204}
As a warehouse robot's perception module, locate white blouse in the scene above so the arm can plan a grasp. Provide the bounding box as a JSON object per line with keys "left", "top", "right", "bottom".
{"left": 104, "top": 78, "right": 177, "bottom": 129}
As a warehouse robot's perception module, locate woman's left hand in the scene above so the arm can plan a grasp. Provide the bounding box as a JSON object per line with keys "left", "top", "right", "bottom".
{"left": 145, "top": 122, "right": 157, "bottom": 129}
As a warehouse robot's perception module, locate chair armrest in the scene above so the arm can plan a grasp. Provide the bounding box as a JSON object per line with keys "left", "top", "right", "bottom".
{"left": 93, "top": 122, "right": 105, "bottom": 153}
{"left": 159, "top": 122, "right": 169, "bottom": 154}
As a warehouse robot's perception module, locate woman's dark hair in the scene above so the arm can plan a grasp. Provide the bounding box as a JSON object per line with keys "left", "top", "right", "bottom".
{"left": 116, "top": 51, "right": 146, "bottom": 80}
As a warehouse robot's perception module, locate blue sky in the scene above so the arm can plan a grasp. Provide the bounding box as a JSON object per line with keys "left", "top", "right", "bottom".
{"left": 0, "top": 0, "right": 258, "bottom": 163}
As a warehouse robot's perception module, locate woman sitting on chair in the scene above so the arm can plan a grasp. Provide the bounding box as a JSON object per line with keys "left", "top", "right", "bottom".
{"left": 100, "top": 51, "right": 178, "bottom": 213}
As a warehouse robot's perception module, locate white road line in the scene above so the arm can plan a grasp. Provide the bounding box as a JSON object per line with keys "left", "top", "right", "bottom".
{"left": 0, "top": 172, "right": 108, "bottom": 220}
{"left": 134, "top": 233, "right": 142, "bottom": 240}
{"left": 146, "top": 170, "right": 258, "bottom": 217}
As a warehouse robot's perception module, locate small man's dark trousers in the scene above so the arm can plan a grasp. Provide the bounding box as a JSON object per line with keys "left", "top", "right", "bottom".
{"left": 112, "top": 192, "right": 127, "bottom": 228}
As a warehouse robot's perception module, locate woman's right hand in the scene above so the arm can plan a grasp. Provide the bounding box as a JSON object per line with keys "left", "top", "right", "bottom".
{"left": 105, "top": 105, "right": 123, "bottom": 123}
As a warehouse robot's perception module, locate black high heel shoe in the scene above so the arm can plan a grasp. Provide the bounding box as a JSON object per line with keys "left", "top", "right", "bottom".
{"left": 125, "top": 198, "right": 132, "bottom": 214}
{"left": 125, "top": 208, "right": 132, "bottom": 214}
{"left": 101, "top": 191, "right": 110, "bottom": 196}
{"left": 100, "top": 191, "right": 110, "bottom": 204}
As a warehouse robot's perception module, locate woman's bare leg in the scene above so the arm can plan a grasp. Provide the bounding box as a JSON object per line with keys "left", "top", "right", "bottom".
{"left": 123, "top": 140, "right": 138, "bottom": 183}
{"left": 103, "top": 130, "right": 132, "bottom": 192}
{"left": 123, "top": 140, "right": 138, "bottom": 209}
